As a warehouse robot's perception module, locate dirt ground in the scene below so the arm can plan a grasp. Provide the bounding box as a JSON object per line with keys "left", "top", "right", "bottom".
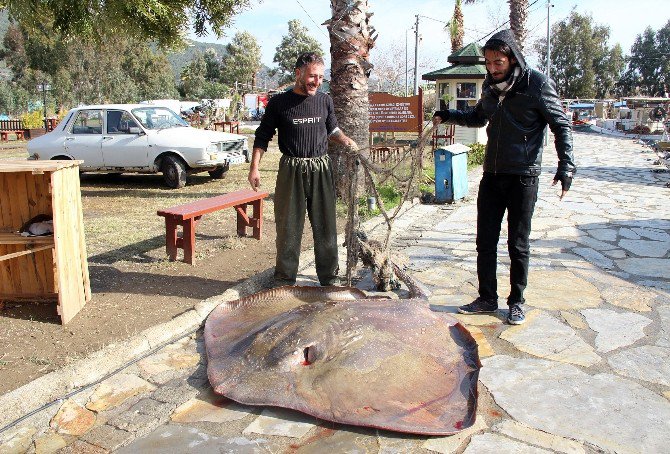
{"left": 0, "top": 140, "right": 345, "bottom": 395}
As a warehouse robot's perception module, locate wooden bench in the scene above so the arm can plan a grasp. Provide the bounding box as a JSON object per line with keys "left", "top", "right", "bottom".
{"left": 1, "top": 130, "right": 25, "bottom": 141}
{"left": 213, "top": 120, "right": 240, "bottom": 134}
{"left": 157, "top": 189, "right": 269, "bottom": 265}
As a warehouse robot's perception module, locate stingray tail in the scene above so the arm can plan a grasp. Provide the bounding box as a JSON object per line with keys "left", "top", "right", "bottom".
{"left": 392, "top": 263, "right": 429, "bottom": 300}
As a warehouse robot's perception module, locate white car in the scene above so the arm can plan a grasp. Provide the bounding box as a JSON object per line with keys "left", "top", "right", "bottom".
{"left": 27, "top": 104, "right": 248, "bottom": 188}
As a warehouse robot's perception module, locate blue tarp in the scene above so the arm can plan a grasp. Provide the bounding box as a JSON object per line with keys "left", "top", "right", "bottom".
{"left": 568, "top": 103, "right": 595, "bottom": 110}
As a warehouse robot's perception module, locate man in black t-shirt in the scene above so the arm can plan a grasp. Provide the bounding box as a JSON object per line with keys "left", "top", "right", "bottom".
{"left": 249, "top": 52, "right": 357, "bottom": 287}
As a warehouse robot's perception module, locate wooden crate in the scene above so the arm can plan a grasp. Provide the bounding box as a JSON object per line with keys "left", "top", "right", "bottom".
{"left": 0, "top": 160, "right": 90, "bottom": 324}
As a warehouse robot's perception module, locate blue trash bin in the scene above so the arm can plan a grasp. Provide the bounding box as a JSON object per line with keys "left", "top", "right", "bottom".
{"left": 434, "top": 144, "right": 469, "bottom": 203}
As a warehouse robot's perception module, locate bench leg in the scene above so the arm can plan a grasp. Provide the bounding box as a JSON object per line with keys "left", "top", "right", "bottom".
{"left": 252, "top": 199, "right": 263, "bottom": 240}
{"left": 165, "top": 217, "right": 179, "bottom": 261}
{"left": 236, "top": 203, "right": 248, "bottom": 237}
{"left": 183, "top": 218, "right": 196, "bottom": 265}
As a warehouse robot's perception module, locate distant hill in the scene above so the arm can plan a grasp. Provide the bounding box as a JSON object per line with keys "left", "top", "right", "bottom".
{"left": 164, "top": 40, "right": 228, "bottom": 81}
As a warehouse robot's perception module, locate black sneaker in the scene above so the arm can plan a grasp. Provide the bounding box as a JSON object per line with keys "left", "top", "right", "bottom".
{"left": 507, "top": 304, "right": 525, "bottom": 325}
{"left": 458, "top": 297, "right": 498, "bottom": 314}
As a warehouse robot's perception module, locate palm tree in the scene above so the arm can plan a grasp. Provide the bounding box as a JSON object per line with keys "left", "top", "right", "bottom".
{"left": 448, "top": 0, "right": 465, "bottom": 52}
{"left": 327, "top": 0, "right": 375, "bottom": 282}
{"left": 508, "top": 0, "right": 529, "bottom": 50}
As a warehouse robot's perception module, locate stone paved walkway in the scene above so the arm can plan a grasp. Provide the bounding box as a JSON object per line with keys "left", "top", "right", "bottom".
{"left": 1, "top": 132, "right": 669, "bottom": 453}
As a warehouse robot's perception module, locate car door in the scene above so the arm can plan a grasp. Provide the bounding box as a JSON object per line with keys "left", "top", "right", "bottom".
{"left": 101, "top": 110, "right": 149, "bottom": 168}
{"left": 63, "top": 109, "right": 105, "bottom": 168}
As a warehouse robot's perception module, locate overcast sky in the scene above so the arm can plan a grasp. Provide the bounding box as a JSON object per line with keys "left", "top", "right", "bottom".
{"left": 192, "top": 0, "right": 668, "bottom": 78}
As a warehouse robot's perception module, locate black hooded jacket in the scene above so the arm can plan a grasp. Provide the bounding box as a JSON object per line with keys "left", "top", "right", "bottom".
{"left": 435, "top": 29, "right": 575, "bottom": 177}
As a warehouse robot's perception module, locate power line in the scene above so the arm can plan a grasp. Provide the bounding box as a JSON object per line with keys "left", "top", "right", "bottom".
{"left": 472, "top": 0, "right": 543, "bottom": 43}
{"left": 294, "top": 0, "right": 330, "bottom": 39}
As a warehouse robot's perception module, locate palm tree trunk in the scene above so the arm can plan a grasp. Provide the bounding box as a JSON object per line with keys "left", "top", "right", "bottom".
{"left": 449, "top": 0, "right": 464, "bottom": 52}
{"left": 326, "top": 0, "right": 374, "bottom": 197}
{"left": 508, "top": 0, "right": 529, "bottom": 50}
{"left": 326, "top": 0, "right": 375, "bottom": 283}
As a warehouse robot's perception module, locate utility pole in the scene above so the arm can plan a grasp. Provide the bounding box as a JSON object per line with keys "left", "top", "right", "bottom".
{"left": 546, "top": 0, "right": 552, "bottom": 78}
{"left": 545, "top": 0, "right": 553, "bottom": 146}
{"left": 405, "top": 28, "right": 409, "bottom": 97}
{"left": 413, "top": 14, "right": 420, "bottom": 95}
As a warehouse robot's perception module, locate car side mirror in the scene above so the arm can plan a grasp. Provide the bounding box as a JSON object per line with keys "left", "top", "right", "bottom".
{"left": 129, "top": 126, "right": 143, "bottom": 135}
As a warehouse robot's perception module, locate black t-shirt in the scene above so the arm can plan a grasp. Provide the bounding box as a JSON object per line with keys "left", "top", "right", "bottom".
{"left": 253, "top": 90, "right": 339, "bottom": 158}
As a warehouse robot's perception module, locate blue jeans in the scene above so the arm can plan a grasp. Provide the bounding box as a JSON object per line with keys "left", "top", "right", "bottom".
{"left": 476, "top": 173, "right": 539, "bottom": 306}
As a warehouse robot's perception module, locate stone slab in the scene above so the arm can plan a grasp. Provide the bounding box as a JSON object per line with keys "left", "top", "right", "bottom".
{"left": 493, "top": 419, "right": 585, "bottom": 454}
{"left": 117, "top": 424, "right": 279, "bottom": 454}
{"left": 582, "top": 308, "right": 652, "bottom": 352}
{"left": 657, "top": 305, "right": 670, "bottom": 347}
{"left": 618, "top": 239, "right": 669, "bottom": 258}
{"left": 50, "top": 399, "right": 96, "bottom": 436}
{"left": 86, "top": 374, "right": 156, "bottom": 412}
{"left": 422, "top": 416, "right": 487, "bottom": 453}
{"left": 465, "top": 326, "right": 494, "bottom": 357}
{"left": 524, "top": 270, "right": 602, "bottom": 310}
{"left": 617, "top": 258, "right": 670, "bottom": 279}
{"left": 463, "top": 433, "right": 550, "bottom": 453}
{"left": 499, "top": 310, "right": 601, "bottom": 367}
{"left": 293, "top": 427, "right": 379, "bottom": 453}
{"left": 0, "top": 426, "right": 36, "bottom": 454}
{"left": 481, "top": 355, "right": 670, "bottom": 454}
{"left": 171, "top": 394, "right": 250, "bottom": 423}
{"left": 560, "top": 311, "right": 587, "bottom": 330}
{"left": 81, "top": 424, "right": 134, "bottom": 451}
{"left": 34, "top": 432, "right": 67, "bottom": 454}
{"left": 242, "top": 408, "right": 315, "bottom": 438}
{"left": 607, "top": 345, "right": 670, "bottom": 386}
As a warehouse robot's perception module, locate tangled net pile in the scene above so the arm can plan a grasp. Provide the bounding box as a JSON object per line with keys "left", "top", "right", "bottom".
{"left": 342, "top": 123, "right": 436, "bottom": 291}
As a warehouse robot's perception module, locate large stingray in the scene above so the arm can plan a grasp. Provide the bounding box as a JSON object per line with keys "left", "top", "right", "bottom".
{"left": 204, "top": 271, "right": 481, "bottom": 435}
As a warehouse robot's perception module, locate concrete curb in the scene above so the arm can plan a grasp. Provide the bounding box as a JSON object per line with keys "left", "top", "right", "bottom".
{"left": 0, "top": 198, "right": 421, "bottom": 433}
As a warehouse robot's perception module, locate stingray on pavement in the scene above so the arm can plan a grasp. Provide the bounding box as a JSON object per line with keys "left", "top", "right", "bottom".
{"left": 205, "top": 284, "right": 481, "bottom": 435}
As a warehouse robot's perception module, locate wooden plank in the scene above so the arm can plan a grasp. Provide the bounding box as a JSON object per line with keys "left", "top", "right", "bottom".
{"left": 157, "top": 189, "right": 269, "bottom": 220}
{"left": 32, "top": 173, "right": 56, "bottom": 294}
{"left": 0, "top": 233, "right": 54, "bottom": 245}
{"left": 52, "top": 166, "right": 88, "bottom": 324}
{"left": 0, "top": 244, "right": 54, "bottom": 262}
{"left": 71, "top": 166, "right": 91, "bottom": 301}
{"left": 0, "top": 160, "right": 83, "bottom": 173}
{"left": 0, "top": 293, "right": 58, "bottom": 301}
{"left": 6, "top": 173, "right": 31, "bottom": 293}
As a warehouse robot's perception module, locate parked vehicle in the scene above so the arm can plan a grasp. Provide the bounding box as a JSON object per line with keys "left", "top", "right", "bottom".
{"left": 26, "top": 104, "right": 248, "bottom": 188}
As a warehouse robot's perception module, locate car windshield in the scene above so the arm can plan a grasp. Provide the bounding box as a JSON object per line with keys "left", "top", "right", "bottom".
{"left": 131, "top": 107, "right": 188, "bottom": 130}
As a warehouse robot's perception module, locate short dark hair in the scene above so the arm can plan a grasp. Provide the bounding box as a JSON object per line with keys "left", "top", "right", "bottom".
{"left": 482, "top": 39, "right": 513, "bottom": 59}
{"left": 294, "top": 52, "right": 324, "bottom": 70}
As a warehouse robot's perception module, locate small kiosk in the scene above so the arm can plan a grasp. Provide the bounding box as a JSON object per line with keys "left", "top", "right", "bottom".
{"left": 422, "top": 43, "right": 487, "bottom": 145}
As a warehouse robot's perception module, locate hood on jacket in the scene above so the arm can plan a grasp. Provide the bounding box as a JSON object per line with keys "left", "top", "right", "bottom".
{"left": 484, "top": 29, "right": 527, "bottom": 74}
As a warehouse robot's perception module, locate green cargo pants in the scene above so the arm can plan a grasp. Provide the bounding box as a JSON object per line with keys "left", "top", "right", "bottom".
{"left": 273, "top": 154, "right": 338, "bottom": 286}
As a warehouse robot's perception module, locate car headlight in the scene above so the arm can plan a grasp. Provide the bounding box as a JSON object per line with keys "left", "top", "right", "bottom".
{"left": 206, "top": 143, "right": 218, "bottom": 160}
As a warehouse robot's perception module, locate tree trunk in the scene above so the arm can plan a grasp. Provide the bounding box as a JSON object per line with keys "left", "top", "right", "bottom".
{"left": 508, "top": 0, "right": 528, "bottom": 51}
{"left": 326, "top": 0, "right": 375, "bottom": 198}
{"left": 449, "top": 0, "right": 464, "bottom": 52}
{"left": 326, "top": 0, "right": 375, "bottom": 284}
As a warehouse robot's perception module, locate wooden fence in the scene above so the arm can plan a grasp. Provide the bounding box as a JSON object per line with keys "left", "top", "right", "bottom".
{"left": 0, "top": 120, "right": 24, "bottom": 131}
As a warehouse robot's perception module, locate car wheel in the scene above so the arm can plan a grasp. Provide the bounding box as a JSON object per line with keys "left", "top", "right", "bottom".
{"left": 162, "top": 155, "right": 187, "bottom": 189}
{"left": 208, "top": 162, "right": 230, "bottom": 179}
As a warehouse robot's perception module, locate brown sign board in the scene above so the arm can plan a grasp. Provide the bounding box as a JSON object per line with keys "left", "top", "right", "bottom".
{"left": 369, "top": 91, "right": 423, "bottom": 133}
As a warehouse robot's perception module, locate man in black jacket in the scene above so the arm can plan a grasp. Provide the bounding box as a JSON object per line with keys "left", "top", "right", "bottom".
{"left": 433, "top": 29, "right": 576, "bottom": 325}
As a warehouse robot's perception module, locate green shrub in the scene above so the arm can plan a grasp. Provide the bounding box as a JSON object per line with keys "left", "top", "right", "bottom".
{"left": 357, "top": 184, "right": 403, "bottom": 219}
{"left": 467, "top": 142, "right": 486, "bottom": 169}
{"left": 20, "top": 110, "right": 44, "bottom": 129}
